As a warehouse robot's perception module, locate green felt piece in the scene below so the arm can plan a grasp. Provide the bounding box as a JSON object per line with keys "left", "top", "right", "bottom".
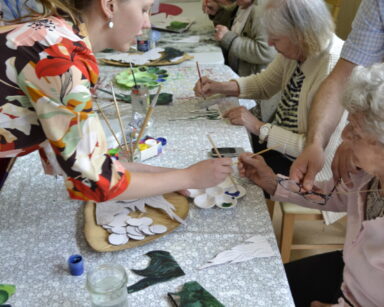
{"left": 168, "top": 281, "right": 225, "bottom": 307}
{"left": 127, "top": 250, "right": 185, "bottom": 294}
{"left": 115, "top": 66, "right": 168, "bottom": 90}
{"left": 0, "top": 285, "right": 15, "bottom": 304}
{"left": 166, "top": 21, "right": 189, "bottom": 31}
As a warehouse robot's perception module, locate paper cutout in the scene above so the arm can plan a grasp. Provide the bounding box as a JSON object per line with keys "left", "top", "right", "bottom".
{"left": 105, "top": 47, "right": 164, "bottom": 65}
{"left": 96, "top": 195, "right": 186, "bottom": 226}
{"left": 127, "top": 251, "right": 185, "bottom": 293}
{"left": 0, "top": 284, "right": 15, "bottom": 304}
{"left": 199, "top": 235, "right": 274, "bottom": 269}
{"left": 151, "top": 14, "right": 194, "bottom": 33}
{"left": 115, "top": 66, "right": 168, "bottom": 90}
{"left": 168, "top": 281, "right": 224, "bottom": 307}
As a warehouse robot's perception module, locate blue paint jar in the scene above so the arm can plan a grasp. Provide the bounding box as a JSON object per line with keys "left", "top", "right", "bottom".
{"left": 137, "top": 29, "right": 151, "bottom": 52}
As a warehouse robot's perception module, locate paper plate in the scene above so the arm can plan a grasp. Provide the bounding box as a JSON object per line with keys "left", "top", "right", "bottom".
{"left": 84, "top": 193, "right": 189, "bottom": 252}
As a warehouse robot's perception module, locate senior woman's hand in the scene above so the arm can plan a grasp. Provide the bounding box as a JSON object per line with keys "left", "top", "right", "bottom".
{"left": 214, "top": 25, "right": 229, "bottom": 41}
{"left": 238, "top": 153, "right": 277, "bottom": 195}
{"left": 223, "top": 106, "right": 264, "bottom": 134}
{"left": 331, "top": 142, "right": 359, "bottom": 188}
{"left": 193, "top": 76, "right": 240, "bottom": 97}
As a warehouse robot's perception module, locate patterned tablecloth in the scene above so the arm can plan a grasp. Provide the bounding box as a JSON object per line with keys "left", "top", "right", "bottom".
{"left": 0, "top": 64, "right": 294, "bottom": 307}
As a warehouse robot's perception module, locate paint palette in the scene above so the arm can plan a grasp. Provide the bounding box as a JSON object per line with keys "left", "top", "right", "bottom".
{"left": 115, "top": 66, "right": 168, "bottom": 89}
{"left": 187, "top": 177, "right": 246, "bottom": 209}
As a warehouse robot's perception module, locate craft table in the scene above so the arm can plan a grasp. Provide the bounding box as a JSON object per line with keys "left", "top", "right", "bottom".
{"left": 0, "top": 62, "right": 294, "bottom": 306}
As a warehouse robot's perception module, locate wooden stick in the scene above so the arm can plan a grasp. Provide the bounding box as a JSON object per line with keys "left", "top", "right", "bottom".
{"left": 110, "top": 82, "right": 130, "bottom": 152}
{"left": 207, "top": 134, "right": 239, "bottom": 191}
{"left": 251, "top": 145, "right": 281, "bottom": 158}
{"left": 95, "top": 100, "right": 124, "bottom": 151}
{"left": 134, "top": 86, "right": 162, "bottom": 153}
{"left": 196, "top": 61, "right": 206, "bottom": 99}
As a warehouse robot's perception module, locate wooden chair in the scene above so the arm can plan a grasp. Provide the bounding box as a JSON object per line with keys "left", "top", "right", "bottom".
{"left": 279, "top": 201, "right": 344, "bottom": 263}
{"left": 325, "top": 0, "right": 343, "bottom": 22}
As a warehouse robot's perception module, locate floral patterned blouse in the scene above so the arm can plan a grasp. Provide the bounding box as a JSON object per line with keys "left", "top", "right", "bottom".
{"left": 0, "top": 16, "right": 130, "bottom": 201}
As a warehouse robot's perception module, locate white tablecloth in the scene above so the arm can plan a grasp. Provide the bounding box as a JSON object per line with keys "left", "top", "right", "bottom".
{"left": 0, "top": 64, "right": 294, "bottom": 307}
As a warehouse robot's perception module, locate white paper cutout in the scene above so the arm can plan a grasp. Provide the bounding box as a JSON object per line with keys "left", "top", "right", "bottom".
{"left": 199, "top": 235, "right": 274, "bottom": 269}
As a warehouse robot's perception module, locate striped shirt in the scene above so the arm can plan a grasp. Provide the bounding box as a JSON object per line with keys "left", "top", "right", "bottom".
{"left": 274, "top": 64, "right": 305, "bottom": 133}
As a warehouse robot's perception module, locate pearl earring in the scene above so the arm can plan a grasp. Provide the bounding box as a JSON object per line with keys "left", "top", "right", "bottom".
{"left": 108, "top": 19, "right": 114, "bottom": 29}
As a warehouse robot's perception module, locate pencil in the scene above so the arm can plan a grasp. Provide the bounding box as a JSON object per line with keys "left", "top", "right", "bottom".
{"left": 196, "top": 61, "right": 206, "bottom": 99}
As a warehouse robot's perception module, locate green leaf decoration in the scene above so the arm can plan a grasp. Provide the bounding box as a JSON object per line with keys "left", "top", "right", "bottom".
{"left": 0, "top": 284, "right": 15, "bottom": 304}
{"left": 127, "top": 250, "right": 185, "bottom": 294}
{"left": 166, "top": 21, "right": 189, "bottom": 30}
{"left": 115, "top": 66, "right": 168, "bottom": 90}
{"left": 168, "top": 281, "right": 225, "bottom": 307}
{"left": 97, "top": 88, "right": 173, "bottom": 105}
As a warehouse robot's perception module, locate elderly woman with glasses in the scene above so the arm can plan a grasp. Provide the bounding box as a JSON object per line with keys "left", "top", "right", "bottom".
{"left": 238, "top": 63, "right": 384, "bottom": 307}
{"left": 194, "top": 0, "right": 347, "bottom": 183}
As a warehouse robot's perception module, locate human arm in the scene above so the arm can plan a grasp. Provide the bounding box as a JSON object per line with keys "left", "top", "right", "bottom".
{"left": 219, "top": 4, "right": 275, "bottom": 65}
{"left": 238, "top": 153, "right": 348, "bottom": 212}
{"left": 290, "top": 59, "right": 356, "bottom": 189}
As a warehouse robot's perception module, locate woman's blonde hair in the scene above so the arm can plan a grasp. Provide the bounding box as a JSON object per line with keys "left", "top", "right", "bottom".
{"left": 28, "top": 0, "right": 93, "bottom": 25}
{"left": 261, "top": 0, "right": 334, "bottom": 57}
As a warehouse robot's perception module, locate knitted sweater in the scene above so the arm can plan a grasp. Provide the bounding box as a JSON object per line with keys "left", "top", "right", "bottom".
{"left": 236, "top": 34, "right": 347, "bottom": 182}
{"left": 211, "top": 1, "right": 276, "bottom": 76}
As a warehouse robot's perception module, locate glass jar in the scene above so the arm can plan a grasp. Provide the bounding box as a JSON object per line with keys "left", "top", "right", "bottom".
{"left": 130, "top": 85, "right": 153, "bottom": 136}
{"left": 86, "top": 264, "right": 128, "bottom": 307}
{"left": 136, "top": 29, "right": 151, "bottom": 52}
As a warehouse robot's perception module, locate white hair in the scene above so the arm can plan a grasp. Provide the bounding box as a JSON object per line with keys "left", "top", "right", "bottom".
{"left": 343, "top": 63, "right": 384, "bottom": 143}
{"left": 261, "top": 0, "right": 334, "bottom": 56}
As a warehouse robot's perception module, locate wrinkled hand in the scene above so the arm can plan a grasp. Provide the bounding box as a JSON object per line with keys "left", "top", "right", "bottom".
{"left": 223, "top": 106, "right": 263, "bottom": 134}
{"left": 187, "top": 158, "right": 233, "bottom": 188}
{"left": 214, "top": 25, "right": 229, "bottom": 41}
{"left": 310, "top": 301, "right": 333, "bottom": 307}
{"left": 290, "top": 143, "right": 325, "bottom": 191}
{"left": 193, "top": 76, "right": 224, "bottom": 97}
{"left": 331, "top": 142, "right": 358, "bottom": 188}
{"left": 238, "top": 153, "right": 277, "bottom": 195}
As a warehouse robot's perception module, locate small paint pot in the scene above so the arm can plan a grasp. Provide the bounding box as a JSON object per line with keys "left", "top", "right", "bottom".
{"left": 215, "top": 194, "right": 237, "bottom": 209}
{"left": 194, "top": 194, "right": 215, "bottom": 209}
{"left": 144, "top": 138, "right": 157, "bottom": 147}
{"left": 225, "top": 185, "right": 246, "bottom": 198}
{"left": 187, "top": 188, "right": 204, "bottom": 198}
{"left": 68, "top": 254, "right": 84, "bottom": 276}
{"left": 205, "top": 186, "right": 224, "bottom": 198}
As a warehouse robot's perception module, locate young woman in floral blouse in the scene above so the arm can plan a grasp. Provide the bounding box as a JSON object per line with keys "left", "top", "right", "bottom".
{"left": 0, "top": 0, "right": 233, "bottom": 202}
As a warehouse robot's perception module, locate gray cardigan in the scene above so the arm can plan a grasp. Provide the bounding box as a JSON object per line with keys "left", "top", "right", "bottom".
{"left": 211, "top": 1, "right": 276, "bottom": 76}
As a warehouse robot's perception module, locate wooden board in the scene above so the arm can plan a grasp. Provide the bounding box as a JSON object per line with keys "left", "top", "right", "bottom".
{"left": 99, "top": 53, "right": 194, "bottom": 67}
{"left": 84, "top": 193, "right": 189, "bottom": 252}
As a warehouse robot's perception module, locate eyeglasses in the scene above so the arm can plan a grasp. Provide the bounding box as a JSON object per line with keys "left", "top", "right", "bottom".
{"left": 276, "top": 177, "right": 338, "bottom": 206}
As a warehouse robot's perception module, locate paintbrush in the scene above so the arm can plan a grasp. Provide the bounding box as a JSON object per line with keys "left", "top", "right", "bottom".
{"left": 196, "top": 61, "right": 206, "bottom": 100}
{"left": 134, "top": 85, "right": 162, "bottom": 153}
{"left": 129, "top": 62, "right": 138, "bottom": 89}
{"left": 110, "top": 82, "right": 130, "bottom": 155}
{"left": 207, "top": 134, "right": 240, "bottom": 195}
{"left": 94, "top": 99, "right": 124, "bottom": 151}
{"left": 232, "top": 146, "right": 281, "bottom": 165}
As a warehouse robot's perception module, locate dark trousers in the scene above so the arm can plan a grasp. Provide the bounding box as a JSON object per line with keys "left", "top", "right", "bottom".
{"left": 285, "top": 251, "right": 345, "bottom": 307}
{"left": 251, "top": 134, "right": 292, "bottom": 176}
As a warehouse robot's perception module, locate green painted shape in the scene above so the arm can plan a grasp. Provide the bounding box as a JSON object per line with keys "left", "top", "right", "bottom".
{"left": 115, "top": 66, "right": 168, "bottom": 90}
{"left": 127, "top": 250, "right": 185, "bottom": 294}
{"left": 0, "top": 284, "right": 15, "bottom": 304}
{"left": 166, "top": 21, "right": 189, "bottom": 30}
{"left": 169, "top": 281, "right": 225, "bottom": 307}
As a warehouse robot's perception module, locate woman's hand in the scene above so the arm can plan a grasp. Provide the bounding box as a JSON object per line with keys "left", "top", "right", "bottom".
{"left": 238, "top": 153, "right": 277, "bottom": 195}
{"left": 331, "top": 142, "right": 358, "bottom": 188}
{"left": 186, "top": 158, "right": 233, "bottom": 188}
{"left": 193, "top": 77, "right": 240, "bottom": 97}
{"left": 214, "top": 25, "right": 229, "bottom": 41}
{"left": 223, "top": 106, "right": 264, "bottom": 134}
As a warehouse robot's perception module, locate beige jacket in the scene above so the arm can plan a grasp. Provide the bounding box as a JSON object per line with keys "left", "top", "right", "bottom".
{"left": 236, "top": 34, "right": 347, "bottom": 182}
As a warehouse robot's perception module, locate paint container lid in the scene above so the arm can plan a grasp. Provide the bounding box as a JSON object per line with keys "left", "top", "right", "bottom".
{"left": 68, "top": 254, "right": 84, "bottom": 276}
{"left": 156, "top": 137, "right": 167, "bottom": 146}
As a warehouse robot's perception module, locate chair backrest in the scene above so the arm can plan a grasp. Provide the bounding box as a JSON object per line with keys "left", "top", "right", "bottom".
{"left": 325, "top": 0, "right": 343, "bottom": 22}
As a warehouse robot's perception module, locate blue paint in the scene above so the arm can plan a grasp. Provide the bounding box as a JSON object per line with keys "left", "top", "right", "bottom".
{"left": 225, "top": 191, "right": 240, "bottom": 197}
